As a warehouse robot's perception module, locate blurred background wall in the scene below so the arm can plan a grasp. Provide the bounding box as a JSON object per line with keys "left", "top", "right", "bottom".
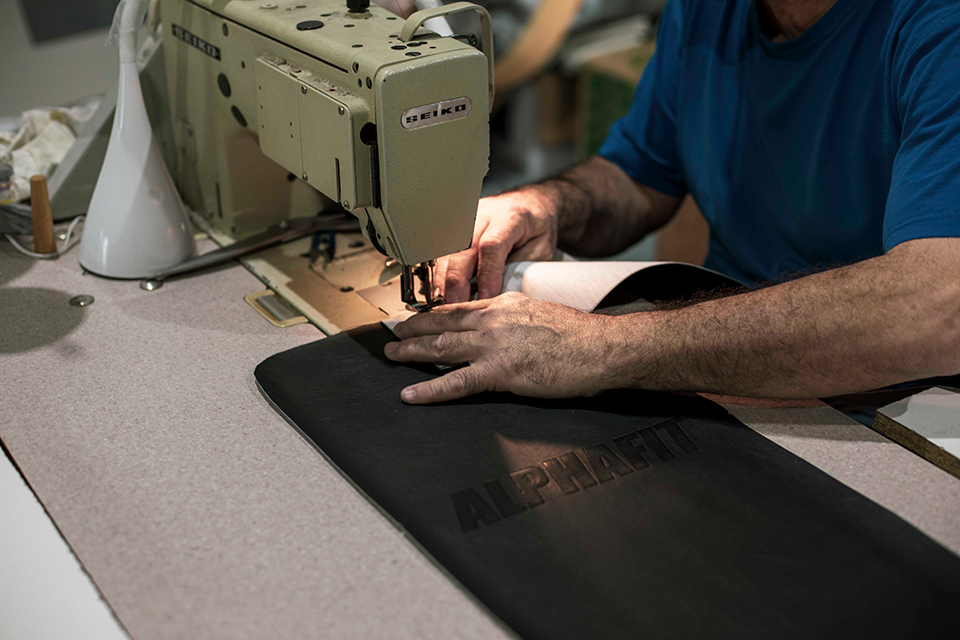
{"left": 0, "top": 0, "right": 119, "bottom": 116}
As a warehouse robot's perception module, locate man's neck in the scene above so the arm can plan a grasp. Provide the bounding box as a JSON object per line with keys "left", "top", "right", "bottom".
{"left": 757, "top": 0, "right": 840, "bottom": 42}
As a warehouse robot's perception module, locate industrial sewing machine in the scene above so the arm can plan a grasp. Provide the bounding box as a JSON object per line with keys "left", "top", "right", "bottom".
{"left": 158, "top": 0, "right": 492, "bottom": 326}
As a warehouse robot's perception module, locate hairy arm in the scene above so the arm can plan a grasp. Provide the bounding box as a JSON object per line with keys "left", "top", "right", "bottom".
{"left": 388, "top": 237, "right": 960, "bottom": 403}
{"left": 530, "top": 156, "right": 682, "bottom": 257}
{"left": 440, "top": 156, "right": 680, "bottom": 301}
{"left": 614, "top": 238, "right": 960, "bottom": 397}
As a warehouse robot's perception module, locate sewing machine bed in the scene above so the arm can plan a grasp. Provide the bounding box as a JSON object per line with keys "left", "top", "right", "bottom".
{"left": 254, "top": 325, "right": 960, "bottom": 639}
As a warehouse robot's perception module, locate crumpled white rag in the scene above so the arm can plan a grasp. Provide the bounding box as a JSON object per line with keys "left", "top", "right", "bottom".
{"left": 0, "top": 105, "right": 96, "bottom": 203}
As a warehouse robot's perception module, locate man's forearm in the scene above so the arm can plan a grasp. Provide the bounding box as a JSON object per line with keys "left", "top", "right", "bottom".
{"left": 520, "top": 156, "right": 681, "bottom": 257}
{"left": 612, "top": 240, "right": 960, "bottom": 398}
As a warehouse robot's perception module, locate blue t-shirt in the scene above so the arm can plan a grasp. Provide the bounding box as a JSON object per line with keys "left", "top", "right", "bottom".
{"left": 599, "top": 0, "right": 960, "bottom": 284}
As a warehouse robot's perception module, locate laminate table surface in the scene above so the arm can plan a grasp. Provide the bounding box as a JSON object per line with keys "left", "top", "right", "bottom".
{"left": 1, "top": 240, "right": 957, "bottom": 640}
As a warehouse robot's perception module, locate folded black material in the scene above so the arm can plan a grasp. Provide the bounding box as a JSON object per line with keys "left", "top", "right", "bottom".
{"left": 255, "top": 325, "right": 960, "bottom": 640}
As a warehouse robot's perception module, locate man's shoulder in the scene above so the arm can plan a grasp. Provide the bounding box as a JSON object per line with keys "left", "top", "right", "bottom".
{"left": 887, "top": 0, "right": 960, "bottom": 45}
{"left": 885, "top": 0, "right": 960, "bottom": 77}
{"left": 889, "top": 0, "right": 957, "bottom": 27}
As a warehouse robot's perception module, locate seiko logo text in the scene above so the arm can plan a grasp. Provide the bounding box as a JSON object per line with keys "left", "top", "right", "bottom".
{"left": 171, "top": 24, "right": 221, "bottom": 60}
{"left": 401, "top": 97, "right": 472, "bottom": 130}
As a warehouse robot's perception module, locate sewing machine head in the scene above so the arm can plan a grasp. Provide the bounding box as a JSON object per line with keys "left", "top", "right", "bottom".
{"left": 159, "top": 0, "right": 492, "bottom": 310}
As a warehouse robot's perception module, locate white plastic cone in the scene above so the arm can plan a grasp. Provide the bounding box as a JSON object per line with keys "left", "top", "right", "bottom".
{"left": 79, "top": 0, "right": 194, "bottom": 278}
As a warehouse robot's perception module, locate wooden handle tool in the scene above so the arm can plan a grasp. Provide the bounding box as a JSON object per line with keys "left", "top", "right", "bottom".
{"left": 30, "top": 174, "right": 57, "bottom": 255}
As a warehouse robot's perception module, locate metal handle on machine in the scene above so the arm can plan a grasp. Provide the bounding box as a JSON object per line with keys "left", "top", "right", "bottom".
{"left": 139, "top": 214, "right": 359, "bottom": 290}
{"left": 399, "top": 2, "right": 495, "bottom": 110}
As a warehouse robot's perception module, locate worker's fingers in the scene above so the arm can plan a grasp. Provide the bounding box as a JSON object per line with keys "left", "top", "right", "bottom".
{"left": 471, "top": 213, "right": 492, "bottom": 246}
{"left": 442, "top": 247, "right": 477, "bottom": 304}
{"left": 476, "top": 219, "right": 527, "bottom": 299}
{"left": 432, "top": 297, "right": 492, "bottom": 312}
{"left": 400, "top": 362, "right": 494, "bottom": 404}
{"left": 384, "top": 331, "right": 481, "bottom": 364}
{"left": 393, "top": 303, "right": 487, "bottom": 338}
{"left": 443, "top": 215, "right": 492, "bottom": 303}
{"left": 507, "top": 237, "right": 554, "bottom": 263}
{"left": 434, "top": 257, "right": 449, "bottom": 298}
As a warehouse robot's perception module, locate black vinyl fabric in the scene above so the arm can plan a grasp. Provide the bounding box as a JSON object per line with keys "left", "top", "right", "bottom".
{"left": 255, "top": 325, "right": 960, "bottom": 640}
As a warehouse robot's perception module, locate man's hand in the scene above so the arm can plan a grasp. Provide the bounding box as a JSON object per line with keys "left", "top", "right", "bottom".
{"left": 438, "top": 191, "right": 557, "bottom": 303}
{"left": 388, "top": 238, "right": 960, "bottom": 404}
{"left": 437, "top": 157, "right": 682, "bottom": 303}
{"left": 384, "top": 292, "right": 623, "bottom": 404}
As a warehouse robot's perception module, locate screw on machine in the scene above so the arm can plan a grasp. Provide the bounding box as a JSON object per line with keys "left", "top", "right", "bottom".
{"left": 346, "top": 0, "right": 370, "bottom": 14}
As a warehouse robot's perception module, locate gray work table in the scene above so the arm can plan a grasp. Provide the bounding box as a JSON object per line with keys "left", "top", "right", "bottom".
{"left": 1, "top": 239, "right": 958, "bottom": 640}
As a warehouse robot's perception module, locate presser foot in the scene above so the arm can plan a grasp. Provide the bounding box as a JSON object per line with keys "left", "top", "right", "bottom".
{"left": 401, "top": 261, "right": 445, "bottom": 312}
